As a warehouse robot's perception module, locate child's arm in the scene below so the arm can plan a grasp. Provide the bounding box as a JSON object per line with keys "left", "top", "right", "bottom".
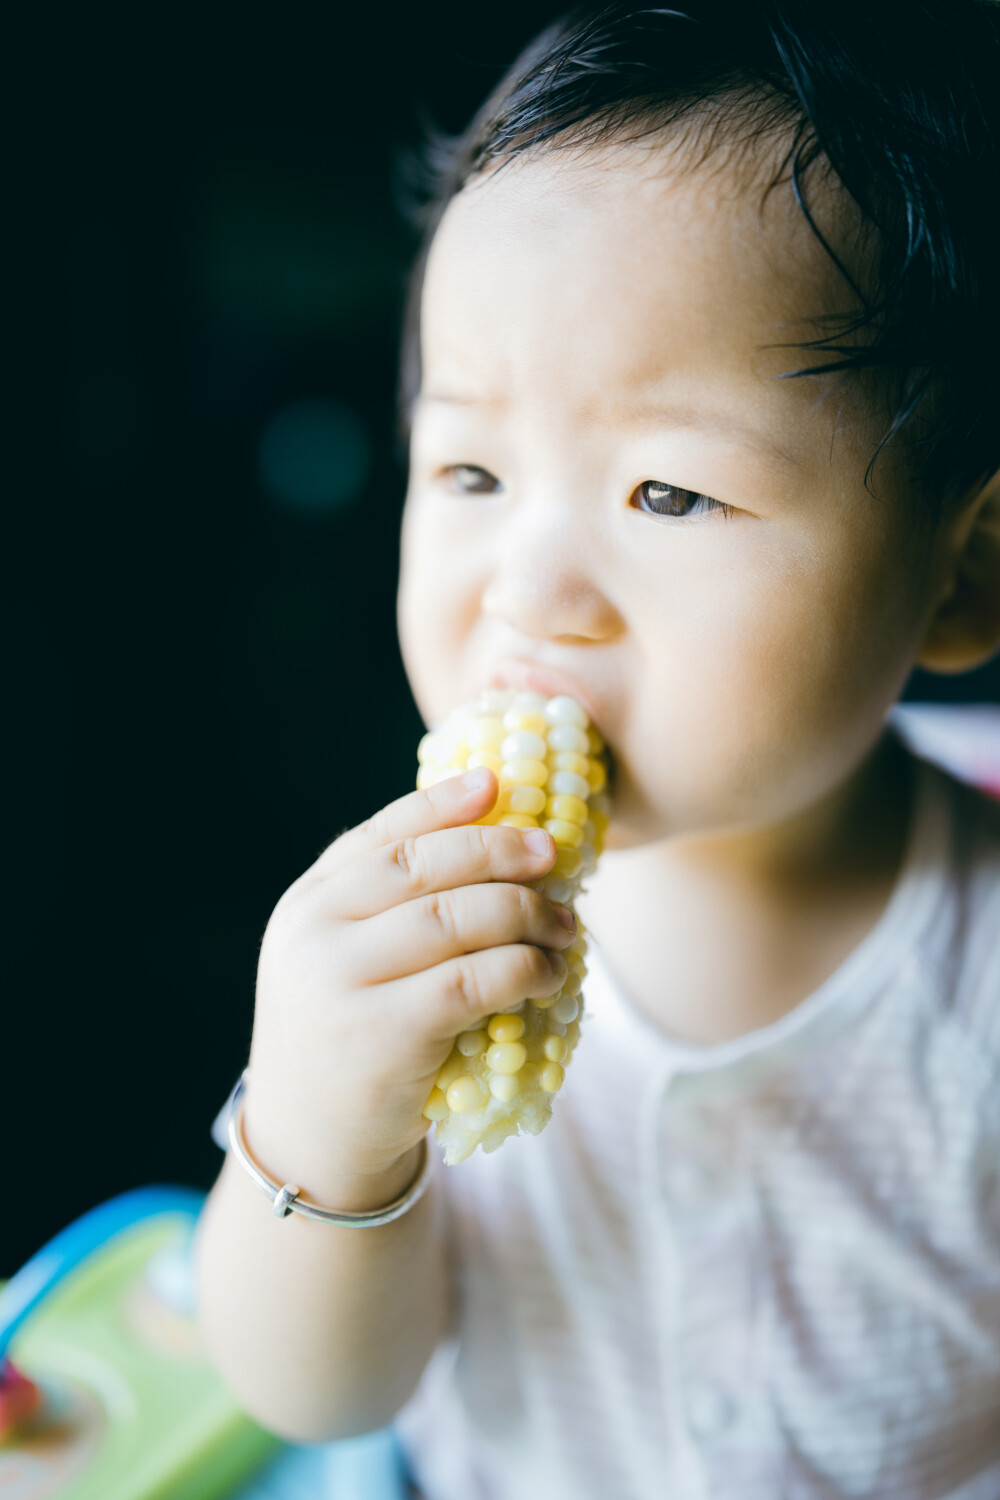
{"left": 195, "top": 1135, "right": 445, "bottom": 1442}
{"left": 194, "top": 770, "right": 572, "bottom": 1441}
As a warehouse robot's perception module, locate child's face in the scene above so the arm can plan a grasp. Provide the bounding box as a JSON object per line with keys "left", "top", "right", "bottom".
{"left": 397, "top": 139, "right": 941, "bottom": 849}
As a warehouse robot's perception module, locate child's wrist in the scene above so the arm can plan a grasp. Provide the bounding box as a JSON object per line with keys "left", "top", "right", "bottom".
{"left": 240, "top": 1083, "right": 427, "bottom": 1217}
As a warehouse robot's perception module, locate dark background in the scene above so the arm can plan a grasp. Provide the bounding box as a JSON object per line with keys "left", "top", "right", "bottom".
{"left": 7, "top": 4, "right": 999, "bottom": 1274}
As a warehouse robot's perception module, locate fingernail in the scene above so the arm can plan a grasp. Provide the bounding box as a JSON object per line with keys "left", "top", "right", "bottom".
{"left": 547, "top": 951, "right": 568, "bottom": 980}
{"left": 462, "top": 767, "right": 492, "bottom": 792}
{"left": 522, "top": 829, "right": 552, "bottom": 856}
{"left": 553, "top": 904, "right": 576, "bottom": 932}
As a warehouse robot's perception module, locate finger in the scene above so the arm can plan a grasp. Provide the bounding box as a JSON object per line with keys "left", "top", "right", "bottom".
{"left": 310, "top": 768, "right": 501, "bottom": 878}
{"left": 318, "top": 820, "right": 558, "bottom": 922}
{"left": 373, "top": 942, "right": 570, "bottom": 1046}
{"left": 341, "top": 879, "right": 577, "bottom": 985}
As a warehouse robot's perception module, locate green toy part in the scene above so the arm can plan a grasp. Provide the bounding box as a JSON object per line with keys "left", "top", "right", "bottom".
{"left": 0, "top": 1215, "right": 281, "bottom": 1500}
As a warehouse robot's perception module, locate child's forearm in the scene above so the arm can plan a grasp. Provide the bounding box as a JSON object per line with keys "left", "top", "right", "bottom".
{"left": 195, "top": 1145, "right": 448, "bottom": 1443}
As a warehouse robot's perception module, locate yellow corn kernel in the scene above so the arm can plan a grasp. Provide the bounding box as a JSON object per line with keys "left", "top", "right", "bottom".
{"left": 531, "top": 991, "right": 558, "bottom": 1009}
{"left": 589, "top": 813, "right": 609, "bottom": 841}
{"left": 499, "top": 784, "right": 547, "bottom": 816}
{"left": 499, "top": 756, "right": 548, "bottom": 787}
{"left": 436, "top": 1051, "right": 466, "bottom": 1090}
{"left": 553, "top": 846, "right": 583, "bottom": 879}
{"left": 544, "top": 818, "right": 584, "bottom": 848}
{"left": 423, "top": 1087, "right": 449, "bottom": 1121}
{"left": 545, "top": 793, "right": 588, "bottom": 826}
{"left": 486, "top": 1041, "right": 528, "bottom": 1075}
{"left": 548, "top": 750, "right": 591, "bottom": 778}
{"left": 466, "top": 716, "right": 506, "bottom": 749}
{"left": 488, "top": 1014, "right": 526, "bottom": 1042}
{"left": 415, "top": 686, "right": 610, "bottom": 1164}
{"left": 519, "top": 1062, "right": 541, "bottom": 1091}
{"left": 503, "top": 708, "right": 547, "bottom": 735}
{"left": 467, "top": 748, "right": 504, "bottom": 774}
{"left": 447, "top": 1077, "right": 488, "bottom": 1113}
{"left": 489, "top": 1073, "right": 521, "bottom": 1103}
{"left": 587, "top": 759, "right": 607, "bottom": 793}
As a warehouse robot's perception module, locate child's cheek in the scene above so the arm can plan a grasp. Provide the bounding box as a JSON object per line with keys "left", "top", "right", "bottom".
{"left": 396, "top": 490, "right": 480, "bottom": 726}
{"left": 618, "top": 518, "right": 925, "bottom": 840}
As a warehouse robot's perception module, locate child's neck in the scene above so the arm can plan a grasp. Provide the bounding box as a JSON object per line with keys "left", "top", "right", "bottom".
{"left": 576, "top": 731, "right": 915, "bottom": 1046}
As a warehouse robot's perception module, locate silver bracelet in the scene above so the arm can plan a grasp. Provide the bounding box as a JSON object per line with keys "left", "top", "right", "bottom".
{"left": 225, "top": 1070, "right": 436, "bottom": 1227}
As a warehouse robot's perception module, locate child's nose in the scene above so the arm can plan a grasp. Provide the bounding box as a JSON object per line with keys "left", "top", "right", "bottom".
{"left": 479, "top": 529, "right": 621, "bottom": 643}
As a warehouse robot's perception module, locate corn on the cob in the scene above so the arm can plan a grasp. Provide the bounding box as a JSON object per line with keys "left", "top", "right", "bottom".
{"left": 416, "top": 688, "right": 610, "bottom": 1164}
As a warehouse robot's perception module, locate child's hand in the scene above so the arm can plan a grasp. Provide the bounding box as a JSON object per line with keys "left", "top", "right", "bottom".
{"left": 245, "top": 769, "right": 574, "bottom": 1196}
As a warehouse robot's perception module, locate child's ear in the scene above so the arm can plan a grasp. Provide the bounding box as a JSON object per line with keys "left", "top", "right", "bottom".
{"left": 916, "top": 466, "right": 1000, "bottom": 675}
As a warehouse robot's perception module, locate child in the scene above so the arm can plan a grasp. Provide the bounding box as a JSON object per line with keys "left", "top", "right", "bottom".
{"left": 196, "top": 3, "right": 1000, "bottom": 1495}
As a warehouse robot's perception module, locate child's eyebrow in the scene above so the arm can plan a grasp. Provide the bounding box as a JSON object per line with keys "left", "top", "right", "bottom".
{"left": 599, "top": 397, "right": 800, "bottom": 469}
{"left": 417, "top": 390, "right": 799, "bottom": 469}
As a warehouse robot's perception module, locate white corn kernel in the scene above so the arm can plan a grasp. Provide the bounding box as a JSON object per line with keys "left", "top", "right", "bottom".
{"left": 552, "top": 995, "right": 581, "bottom": 1024}
{"left": 549, "top": 770, "right": 591, "bottom": 800}
{"left": 547, "top": 724, "right": 590, "bottom": 754}
{"left": 501, "top": 730, "right": 548, "bottom": 760}
{"left": 544, "top": 695, "right": 589, "bottom": 729}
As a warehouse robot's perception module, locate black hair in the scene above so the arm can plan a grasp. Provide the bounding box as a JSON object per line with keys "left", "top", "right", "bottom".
{"left": 396, "top": 0, "right": 1000, "bottom": 512}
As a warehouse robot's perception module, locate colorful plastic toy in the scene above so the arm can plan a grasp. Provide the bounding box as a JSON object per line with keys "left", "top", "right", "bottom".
{"left": 0, "top": 1187, "right": 410, "bottom": 1499}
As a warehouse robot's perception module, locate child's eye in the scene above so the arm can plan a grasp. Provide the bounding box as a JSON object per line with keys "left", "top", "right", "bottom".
{"left": 444, "top": 464, "right": 502, "bottom": 495}
{"left": 633, "top": 480, "right": 735, "bottom": 521}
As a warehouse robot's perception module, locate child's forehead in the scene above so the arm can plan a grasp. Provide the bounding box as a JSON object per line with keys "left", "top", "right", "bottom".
{"left": 421, "top": 135, "right": 864, "bottom": 407}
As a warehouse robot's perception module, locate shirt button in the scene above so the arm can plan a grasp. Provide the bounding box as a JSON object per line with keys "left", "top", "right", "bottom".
{"left": 687, "top": 1382, "right": 736, "bottom": 1439}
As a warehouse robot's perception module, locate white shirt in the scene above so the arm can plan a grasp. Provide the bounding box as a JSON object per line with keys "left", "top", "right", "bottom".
{"left": 395, "top": 741, "right": 1000, "bottom": 1500}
